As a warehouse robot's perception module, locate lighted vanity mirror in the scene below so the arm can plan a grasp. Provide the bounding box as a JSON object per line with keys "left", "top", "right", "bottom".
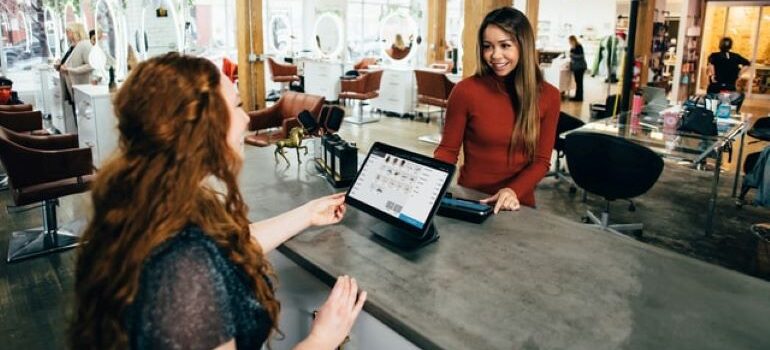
{"left": 140, "top": 0, "right": 183, "bottom": 59}
{"left": 313, "top": 13, "right": 343, "bottom": 59}
{"left": 62, "top": 3, "right": 87, "bottom": 42}
{"left": 380, "top": 12, "right": 418, "bottom": 62}
{"left": 94, "top": 0, "right": 118, "bottom": 66}
{"left": 268, "top": 14, "right": 292, "bottom": 55}
{"left": 44, "top": 8, "right": 62, "bottom": 57}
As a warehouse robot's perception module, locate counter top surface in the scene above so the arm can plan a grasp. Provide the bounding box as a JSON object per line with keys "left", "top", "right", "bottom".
{"left": 241, "top": 147, "right": 770, "bottom": 350}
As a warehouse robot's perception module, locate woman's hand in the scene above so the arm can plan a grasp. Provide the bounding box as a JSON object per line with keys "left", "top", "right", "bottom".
{"left": 480, "top": 188, "right": 520, "bottom": 214}
{"left": 303, "top": 192, "right": 347, "bottom": 227}
{"left": 304, "top": 276, "right": 367, "bottom": 349}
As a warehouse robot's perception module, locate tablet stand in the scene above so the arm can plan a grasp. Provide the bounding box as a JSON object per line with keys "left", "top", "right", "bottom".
{"left": 370, "top": 221, "right": 438, "bottom": 249}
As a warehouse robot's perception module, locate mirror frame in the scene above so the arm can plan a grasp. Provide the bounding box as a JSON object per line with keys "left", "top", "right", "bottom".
{"left": 62, "top": 2, "right": 88, "bottom": 32}
{"left": 94, "top": 0, "right": 128, "bottom": 79}
{"left": 268, "top": 13, "right": 292, "bottom": 55}
{"left": 313, "top": 12, "right": 344, "bottom": 59}
{"left": 379, "top": 11, "right": 418, "bottom": 64}
{"left": 44, "top": 7, "right": 62, "bottom": 58}
{"left": 139, "top": 0, "right": 184, "bottom": 59}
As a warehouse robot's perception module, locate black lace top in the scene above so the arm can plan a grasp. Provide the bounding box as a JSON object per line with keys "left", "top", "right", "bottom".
{"left": 125, "top": 226, "right": 272, "bottom": 349}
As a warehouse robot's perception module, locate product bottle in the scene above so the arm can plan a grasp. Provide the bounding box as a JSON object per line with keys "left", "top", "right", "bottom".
{"left": 631, "top": 91, "right": 643, "bottom": 117}
{"left": 716, "top": 93, "right": 731, "bottom": 119}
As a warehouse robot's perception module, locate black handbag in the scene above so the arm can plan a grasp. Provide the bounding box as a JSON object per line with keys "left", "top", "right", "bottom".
{"left": 678, "top": 107, "right": 717, "bottom": 136}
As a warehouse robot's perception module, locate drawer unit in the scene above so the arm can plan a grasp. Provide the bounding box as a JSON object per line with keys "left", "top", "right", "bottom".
{"left": 73, "top": 85, "right": 118, "bottom": 168}
{"left": 371, "top": 67, "right": 415, "bottom": 116}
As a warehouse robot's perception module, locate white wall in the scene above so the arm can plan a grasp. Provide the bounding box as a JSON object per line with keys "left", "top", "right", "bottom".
{"left": 538, "top": 0, "right": 618, "bottom": 51}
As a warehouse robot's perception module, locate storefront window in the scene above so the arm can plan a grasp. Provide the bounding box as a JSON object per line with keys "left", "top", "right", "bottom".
{"left": 752, "top": 6, "right": 770, "bottom": 95}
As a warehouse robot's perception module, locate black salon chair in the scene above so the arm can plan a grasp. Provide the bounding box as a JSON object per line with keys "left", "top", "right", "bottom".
{"left": 545, "top": 112, "right": 585, "bottom": 187}
{"left": 565, "top": 131, "right": 663, "bottom": 237}
{"left": 737, "top": 116, "right": 770, "bottom": 206}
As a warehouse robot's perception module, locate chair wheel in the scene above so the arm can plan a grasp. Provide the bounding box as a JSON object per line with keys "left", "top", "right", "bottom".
{"left": 735, "top": 199, "right": 744, "bottom": 208}
{"left": 581, "top": 216, "right": 590, "bottom": 223}
{"left": 628, "top": 203, "right": 636, "bottom": 212}
{"left": 569, "top": 186, "right": 577, "bottom": 194}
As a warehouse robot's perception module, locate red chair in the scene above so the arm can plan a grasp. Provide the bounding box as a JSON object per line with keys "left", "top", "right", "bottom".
{"left": 222, "top": 57, "right": 238, "bottom": 83}
{"left": 267, "top": 57, "right": 300, "bottom": 93}
{"left": 245, "top": 92, "right": 325, "bottom": 147}
{"left": 339, "top": 70, "right": 383, "bottom": 124}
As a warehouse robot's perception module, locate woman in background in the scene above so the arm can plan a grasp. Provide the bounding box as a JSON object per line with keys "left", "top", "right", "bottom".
{"left": 70, "top": 53, "right": 365, "bottom": 350}
{"left": 568, "top": 35, "right": 587, "bottom": 101}
{"left": 434, "top": 7, "right": 560, "bottom": 213}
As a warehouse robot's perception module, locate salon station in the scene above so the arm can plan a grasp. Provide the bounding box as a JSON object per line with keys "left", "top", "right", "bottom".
{"left": 2, "top": 0, "right": 770, "bottom": 349}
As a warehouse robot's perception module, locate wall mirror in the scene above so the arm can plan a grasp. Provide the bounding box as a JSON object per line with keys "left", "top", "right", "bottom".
{"left": 380, "top": 12, "right": 418, "bottom": 63}
{"left": 313, "top": 13, "right": 343, "bottom": 59}
{"left": 140, "top": 0, "right": 183, "bottom": 59}
{"left": 94, "top": 0, "right": 128, "bottom": 79}
{"left": 268, "top": 13, "right": 292, "bottom": 55}
{"left": 44, "top": 7, "right": 62, "bottom": 58}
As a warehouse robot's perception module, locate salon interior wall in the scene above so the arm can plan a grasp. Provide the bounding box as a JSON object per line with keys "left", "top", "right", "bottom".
{"left": 537, "top": 0, "right": 618, "bottom": 68}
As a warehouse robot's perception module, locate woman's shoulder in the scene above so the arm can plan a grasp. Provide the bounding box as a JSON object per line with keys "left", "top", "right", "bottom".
{"left": 539, "top": 81, "right": 560, "bottom": 100}
{"left": 453, "top": 75, "right": 494, "bottom": 95}
{"left": 144, "top": 226, "right": 223, "bottom": 271}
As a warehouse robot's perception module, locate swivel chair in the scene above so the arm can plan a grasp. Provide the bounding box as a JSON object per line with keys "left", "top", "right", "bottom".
{"left": 0, "top": 110, "right": 50, "bottom": 190}
{"left": 0, "top": 104, "right": 33, "bottom": 112}
{"left": 545, "top": 112, "right": 585, "bottom": 186}
{"left": 340, "top": 70, "right": 383, "bottom": 125}
{"left": 0, "top": 126, "right": 93, "bottom": 262}
{"left": 565, "top": 131, "right": 663, "bottom": 237}
{"left": 245, "top": 92, "right": 325, "bottom": 147}
{"left": 414, "top": 69, "right": 456, "bottom": 144}
{"left": 737, "top": 115, "right": 770, "bottom": 206}
{"left": 267, "top": 57, "right": 300, "bottom": 95}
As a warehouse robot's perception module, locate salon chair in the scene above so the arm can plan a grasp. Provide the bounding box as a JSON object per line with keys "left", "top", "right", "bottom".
{"left": 0, "top": 110, "right": 50, "bottom": 190}
{"left": 267, "top": 57, "right": 300, "bottom": 94}
{"left": 0, "top": 126, "right": 93, "bottom": 262}
{"left": 0, "top": 104, "right": 33, "bottom": 112}
{"left": 414, "top": 69, "right": 456, "bottom": 144}
{"left": 342, "top": 57, "right": 378, "bottom": 78}
{"left": 545, "top": 112, "right": 585, "bottom": 186}
{"left": 340, "top": 70, "right": 383, "bottom": 125}
{"left": 245, "top": 92, "right": 325, "bottom": 147}
{"left": 565, "top": 131, "right": 663, "bottom": 238}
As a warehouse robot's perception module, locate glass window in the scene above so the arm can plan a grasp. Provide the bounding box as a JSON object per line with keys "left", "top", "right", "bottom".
{"left": 346, "top": 0, "right": 415, "bottom": 62}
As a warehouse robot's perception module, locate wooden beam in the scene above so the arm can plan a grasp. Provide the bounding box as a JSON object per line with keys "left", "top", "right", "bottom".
{"left": 236, "top": 0, "right": 265, "bottom": 111}
{"left": 634, "top": 0, "right": 655, "bottom": 86}
{"left": 462, "top": 0, "right": 513, "bottom": 77}
{"left": 427, "top": 0, "right": 447, "bottom": 65}
{"left": 525, "top": 0, "right": 539, "bottom": 38}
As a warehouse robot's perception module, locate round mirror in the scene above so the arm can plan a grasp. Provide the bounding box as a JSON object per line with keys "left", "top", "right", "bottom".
{"left": 313, "top": 13, "right": 343, "bottom": 59}
{"left": 140, "top": 0, "right": 183, "bottom": 59}
{"left": 380, "top": 12, "right": 418, "bottom": 63}
{"left": 94, "top": 0, "right": 117, "bottom": 67}
{"left": 44, "top": 8, "right": 62, "bottom": 58}
{"left": 268, "top": 14, "right": 292, "bottom": 55}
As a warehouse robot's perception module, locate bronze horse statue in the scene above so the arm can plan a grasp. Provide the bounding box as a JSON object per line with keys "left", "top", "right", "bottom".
{"left": 274, "top": 127, "right": 308, "bottom": 165}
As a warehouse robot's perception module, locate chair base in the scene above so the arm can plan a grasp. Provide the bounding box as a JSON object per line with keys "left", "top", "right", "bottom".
{"left": 0, "top": 174, "right": 7, "bottom": 191}
{"left": 344, "top": 116, "right": 380, "bottom": 125}
{"left": 583, "top": 209, "right": 641, "bottom": 239}
{"left": 7, "top": 226, "right": 82, "bottom": 262}
{"left": 418, "top": 133, "right": 442, "bottom": 145}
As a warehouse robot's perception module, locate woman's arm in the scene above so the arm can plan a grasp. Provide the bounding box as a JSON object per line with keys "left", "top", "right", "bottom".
{"left": 67, "top": 43, "right": 94, "bottom": 74}
{"left": 434, "top": 81, "right": 470, "bottom": 164}
{"left": 250, "top": 193, "right": 346, "bottom": 253}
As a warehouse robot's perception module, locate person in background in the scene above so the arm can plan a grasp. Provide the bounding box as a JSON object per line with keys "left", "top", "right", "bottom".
{"left": 568, "top": 35, "right": 587, "bottom": 102}
{"left": 70, "top": 53, "right": 366, "bottom": 350}
{"left": 59, "top": 23, "right": 92, "bottom": 102}
{"left": 388, "top": 34, "right": 413, "bottom": 60}
{"left": 434, "top": 7, "right": 560, "bottom": 213}
{"left": 0, "top": 77, "right": 24, "bottom": 105}
{"left": 708, "top": 37, "right": 751, "bottom": 93}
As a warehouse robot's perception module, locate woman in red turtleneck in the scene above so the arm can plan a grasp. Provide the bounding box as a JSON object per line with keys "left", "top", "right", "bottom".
{"left": 434, "top": 7, "right": 560, "bottom": 213}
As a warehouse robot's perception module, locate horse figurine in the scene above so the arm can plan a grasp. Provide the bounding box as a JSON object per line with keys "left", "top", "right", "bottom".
{"left": 274, "top": 127, "right": 308, "bottom": 165}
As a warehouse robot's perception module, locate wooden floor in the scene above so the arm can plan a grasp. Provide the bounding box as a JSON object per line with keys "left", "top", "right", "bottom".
{"left": 1, "top": 75, "right": 769, "bottom": 349}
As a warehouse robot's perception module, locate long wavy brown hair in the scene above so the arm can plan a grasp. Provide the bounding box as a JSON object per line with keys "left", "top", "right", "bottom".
{"left": 70, "top": 53, "right": 279, "bottom": 349}
{"left": 476, "top": 7, "right": 544, "bottom": 161}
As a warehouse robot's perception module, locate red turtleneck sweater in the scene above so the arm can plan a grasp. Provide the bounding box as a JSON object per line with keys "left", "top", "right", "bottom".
{"left": 434, "top": 75, "right": 561, "bottom": 207}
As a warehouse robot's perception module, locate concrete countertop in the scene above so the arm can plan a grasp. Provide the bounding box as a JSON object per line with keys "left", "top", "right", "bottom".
{"left": 241, "top": 147, "right": 770, "bottom": 350}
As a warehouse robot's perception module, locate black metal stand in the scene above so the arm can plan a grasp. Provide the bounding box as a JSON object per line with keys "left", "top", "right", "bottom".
{"left": 370, "top": 221, "right": 438, "bottom": 250}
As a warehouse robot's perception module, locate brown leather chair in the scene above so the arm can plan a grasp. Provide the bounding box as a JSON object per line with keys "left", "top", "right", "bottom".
{"left": 429, "top": 61, "right": 454, "bottom": 73}
{"left": 0, "top": 104, "right": 34, "bottom": 112}
{"left": 415, "top": 70, "right": 456, "bottom": 143}
{"left": 354, "top": 57, "right": 378, "bottom": 71}
{"left": 245, "top": 92, "right": 325, "bottom": 147}
{"left": 0, "top": 126, "right": 93, "bottom": 262}
{"left": 267, "top": 57, "right": 301, "bottom": 92}
{"left": 0, "top": 110, "right": 49, "bottom": 134}
{"left": 339, "top": 70, "right": 383, "bottom": 124}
